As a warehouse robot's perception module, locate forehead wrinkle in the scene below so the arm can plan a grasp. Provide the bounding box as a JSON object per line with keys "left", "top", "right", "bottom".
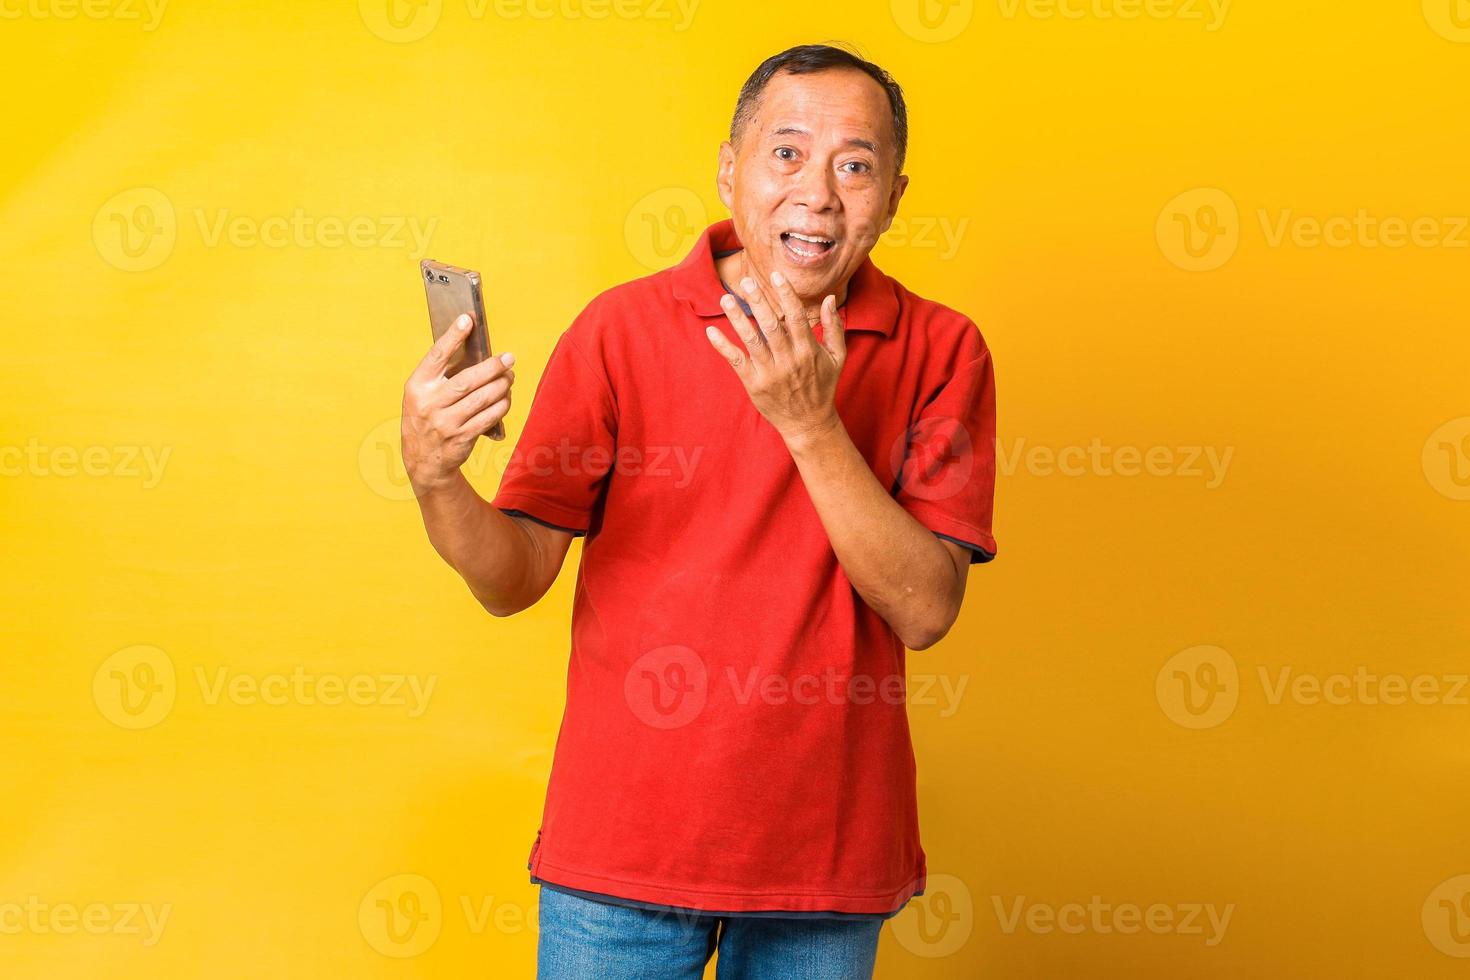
{"left": 763, "top": 76, "right": 889, "bottom": 125}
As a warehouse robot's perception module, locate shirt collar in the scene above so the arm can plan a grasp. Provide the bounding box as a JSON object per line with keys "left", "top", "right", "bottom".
{"left": 670, "top": 218, "right": 898, "bottom": 336}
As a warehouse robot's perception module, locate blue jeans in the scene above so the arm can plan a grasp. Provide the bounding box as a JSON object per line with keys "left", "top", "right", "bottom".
{"left": 536, "top": 886, "right": 884, "bottom": 979}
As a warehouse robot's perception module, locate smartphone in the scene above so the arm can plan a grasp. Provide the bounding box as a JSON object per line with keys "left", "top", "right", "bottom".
{"left": 420, "top": 258, "right": 504, "bottom": 440}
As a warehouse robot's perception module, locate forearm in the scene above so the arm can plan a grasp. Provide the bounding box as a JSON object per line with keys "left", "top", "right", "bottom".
{"left": 784, "top": 418, "right": 962, "bottom": 649}
{"left": 413, "top": 471, "right": 545, "bottom": 615}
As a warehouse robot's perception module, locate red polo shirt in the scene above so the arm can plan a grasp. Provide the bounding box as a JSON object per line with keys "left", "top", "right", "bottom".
{"left": 491, "top": 218, "right": 997, "bottom": 916}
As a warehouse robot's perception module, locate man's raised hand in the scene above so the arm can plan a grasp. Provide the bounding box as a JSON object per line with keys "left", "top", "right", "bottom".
{"left": 704, "top": 269, "right": 847, "bottom": 446}
{"left": 401, "top": 313, "right": 516, "bottom": 496}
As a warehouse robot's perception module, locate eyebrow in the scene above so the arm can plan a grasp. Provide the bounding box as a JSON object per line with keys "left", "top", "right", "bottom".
{"left": 768, "top": 125, "right": 879, "bottom": 156}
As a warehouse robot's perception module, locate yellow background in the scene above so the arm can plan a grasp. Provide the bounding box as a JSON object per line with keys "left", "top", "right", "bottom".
{"left": 3, "top": 0, "right": 1468, "bottom": 976}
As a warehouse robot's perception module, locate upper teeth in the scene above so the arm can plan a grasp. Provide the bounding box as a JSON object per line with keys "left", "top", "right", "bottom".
{"left": 788, "top": 232, "right": 831, "bottom": 244}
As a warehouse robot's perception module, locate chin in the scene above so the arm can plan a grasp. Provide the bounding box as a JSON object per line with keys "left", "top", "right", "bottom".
{"left": 785, "top": 256, "right": 846, "bottom": 290}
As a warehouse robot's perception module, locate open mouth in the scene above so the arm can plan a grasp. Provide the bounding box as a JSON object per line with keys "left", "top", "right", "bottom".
{"left": 780, "top": 231, "right": 837, "bottom": 263}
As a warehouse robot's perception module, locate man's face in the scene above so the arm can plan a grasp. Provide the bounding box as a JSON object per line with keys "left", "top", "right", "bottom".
{"left": 717, "top": 68, "right": 908, "bottom": 305}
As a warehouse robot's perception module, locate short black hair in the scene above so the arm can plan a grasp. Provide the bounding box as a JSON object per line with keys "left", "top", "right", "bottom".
{"left": 730, "top": 43, "right": 908, "bottom": 175}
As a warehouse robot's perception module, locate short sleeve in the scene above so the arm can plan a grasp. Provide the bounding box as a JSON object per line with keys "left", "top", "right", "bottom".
{"left": 892, "top": 341, "right": 998, "bottom": 564}
{"left": 491, "top": 315, "right": 617, "bottom": 536}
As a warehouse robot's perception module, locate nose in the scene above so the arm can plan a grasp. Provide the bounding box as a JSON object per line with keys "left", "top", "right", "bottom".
{"left": 790, "top": 159, "right": 838, "bottom": 212}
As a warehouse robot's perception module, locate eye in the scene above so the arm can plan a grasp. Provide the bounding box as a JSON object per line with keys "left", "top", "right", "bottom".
{"left": 842, "top": 160, "right": 871, "bottom": 175}
{"left": 774, "top": 146, "right": 798, "bottom": 162}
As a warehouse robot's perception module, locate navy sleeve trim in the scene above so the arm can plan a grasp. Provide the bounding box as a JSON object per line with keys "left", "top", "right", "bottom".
{"left": 935, "top": 531, "right": 996, "bottom": 564}
{"left": 499, "top": 508, "right": 587, "bottom": 538}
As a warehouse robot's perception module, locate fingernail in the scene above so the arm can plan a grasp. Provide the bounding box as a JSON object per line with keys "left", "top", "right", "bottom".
{"left": 770, "top": 271, "right": 784, "bottom": 286}
{"left": 500, "top": 352, "right": 515, "bottom": 366}
{"left": 706, "top": 326, "right": 721, "bottom": 341}
{"left": 456, "top": 314, "right": 471, "bottom": 329}
{"left": 720, "top": 294, "right": 735, "bottom": 308}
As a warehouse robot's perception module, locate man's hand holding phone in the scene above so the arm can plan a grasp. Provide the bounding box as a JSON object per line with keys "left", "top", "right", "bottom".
{"left": 401, "top": 313, "right": 516, "bottom": 497}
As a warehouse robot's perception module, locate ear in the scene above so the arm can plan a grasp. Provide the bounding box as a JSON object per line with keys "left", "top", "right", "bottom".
{"left": 879, "top": 173, "right": 910, "bottom": 236}
{"left": 716, "top": 140, "right": 736, "bottom": 212}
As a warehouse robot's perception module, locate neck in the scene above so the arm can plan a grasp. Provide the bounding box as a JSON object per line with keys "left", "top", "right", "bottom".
{"left": 716, "top": 249, "right": 849, "bottom": 321}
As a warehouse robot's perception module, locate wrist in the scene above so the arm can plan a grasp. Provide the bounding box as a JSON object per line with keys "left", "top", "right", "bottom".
{"left": 780, "top": 412, "right": 845, "bottom": 455}
{"left": 409, "top": 466, "right": 467, "bottom": 502}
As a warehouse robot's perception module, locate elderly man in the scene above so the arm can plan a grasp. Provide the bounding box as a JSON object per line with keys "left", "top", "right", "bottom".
{"left": 401, "top": 43, "right": 997, "bottom": 980}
